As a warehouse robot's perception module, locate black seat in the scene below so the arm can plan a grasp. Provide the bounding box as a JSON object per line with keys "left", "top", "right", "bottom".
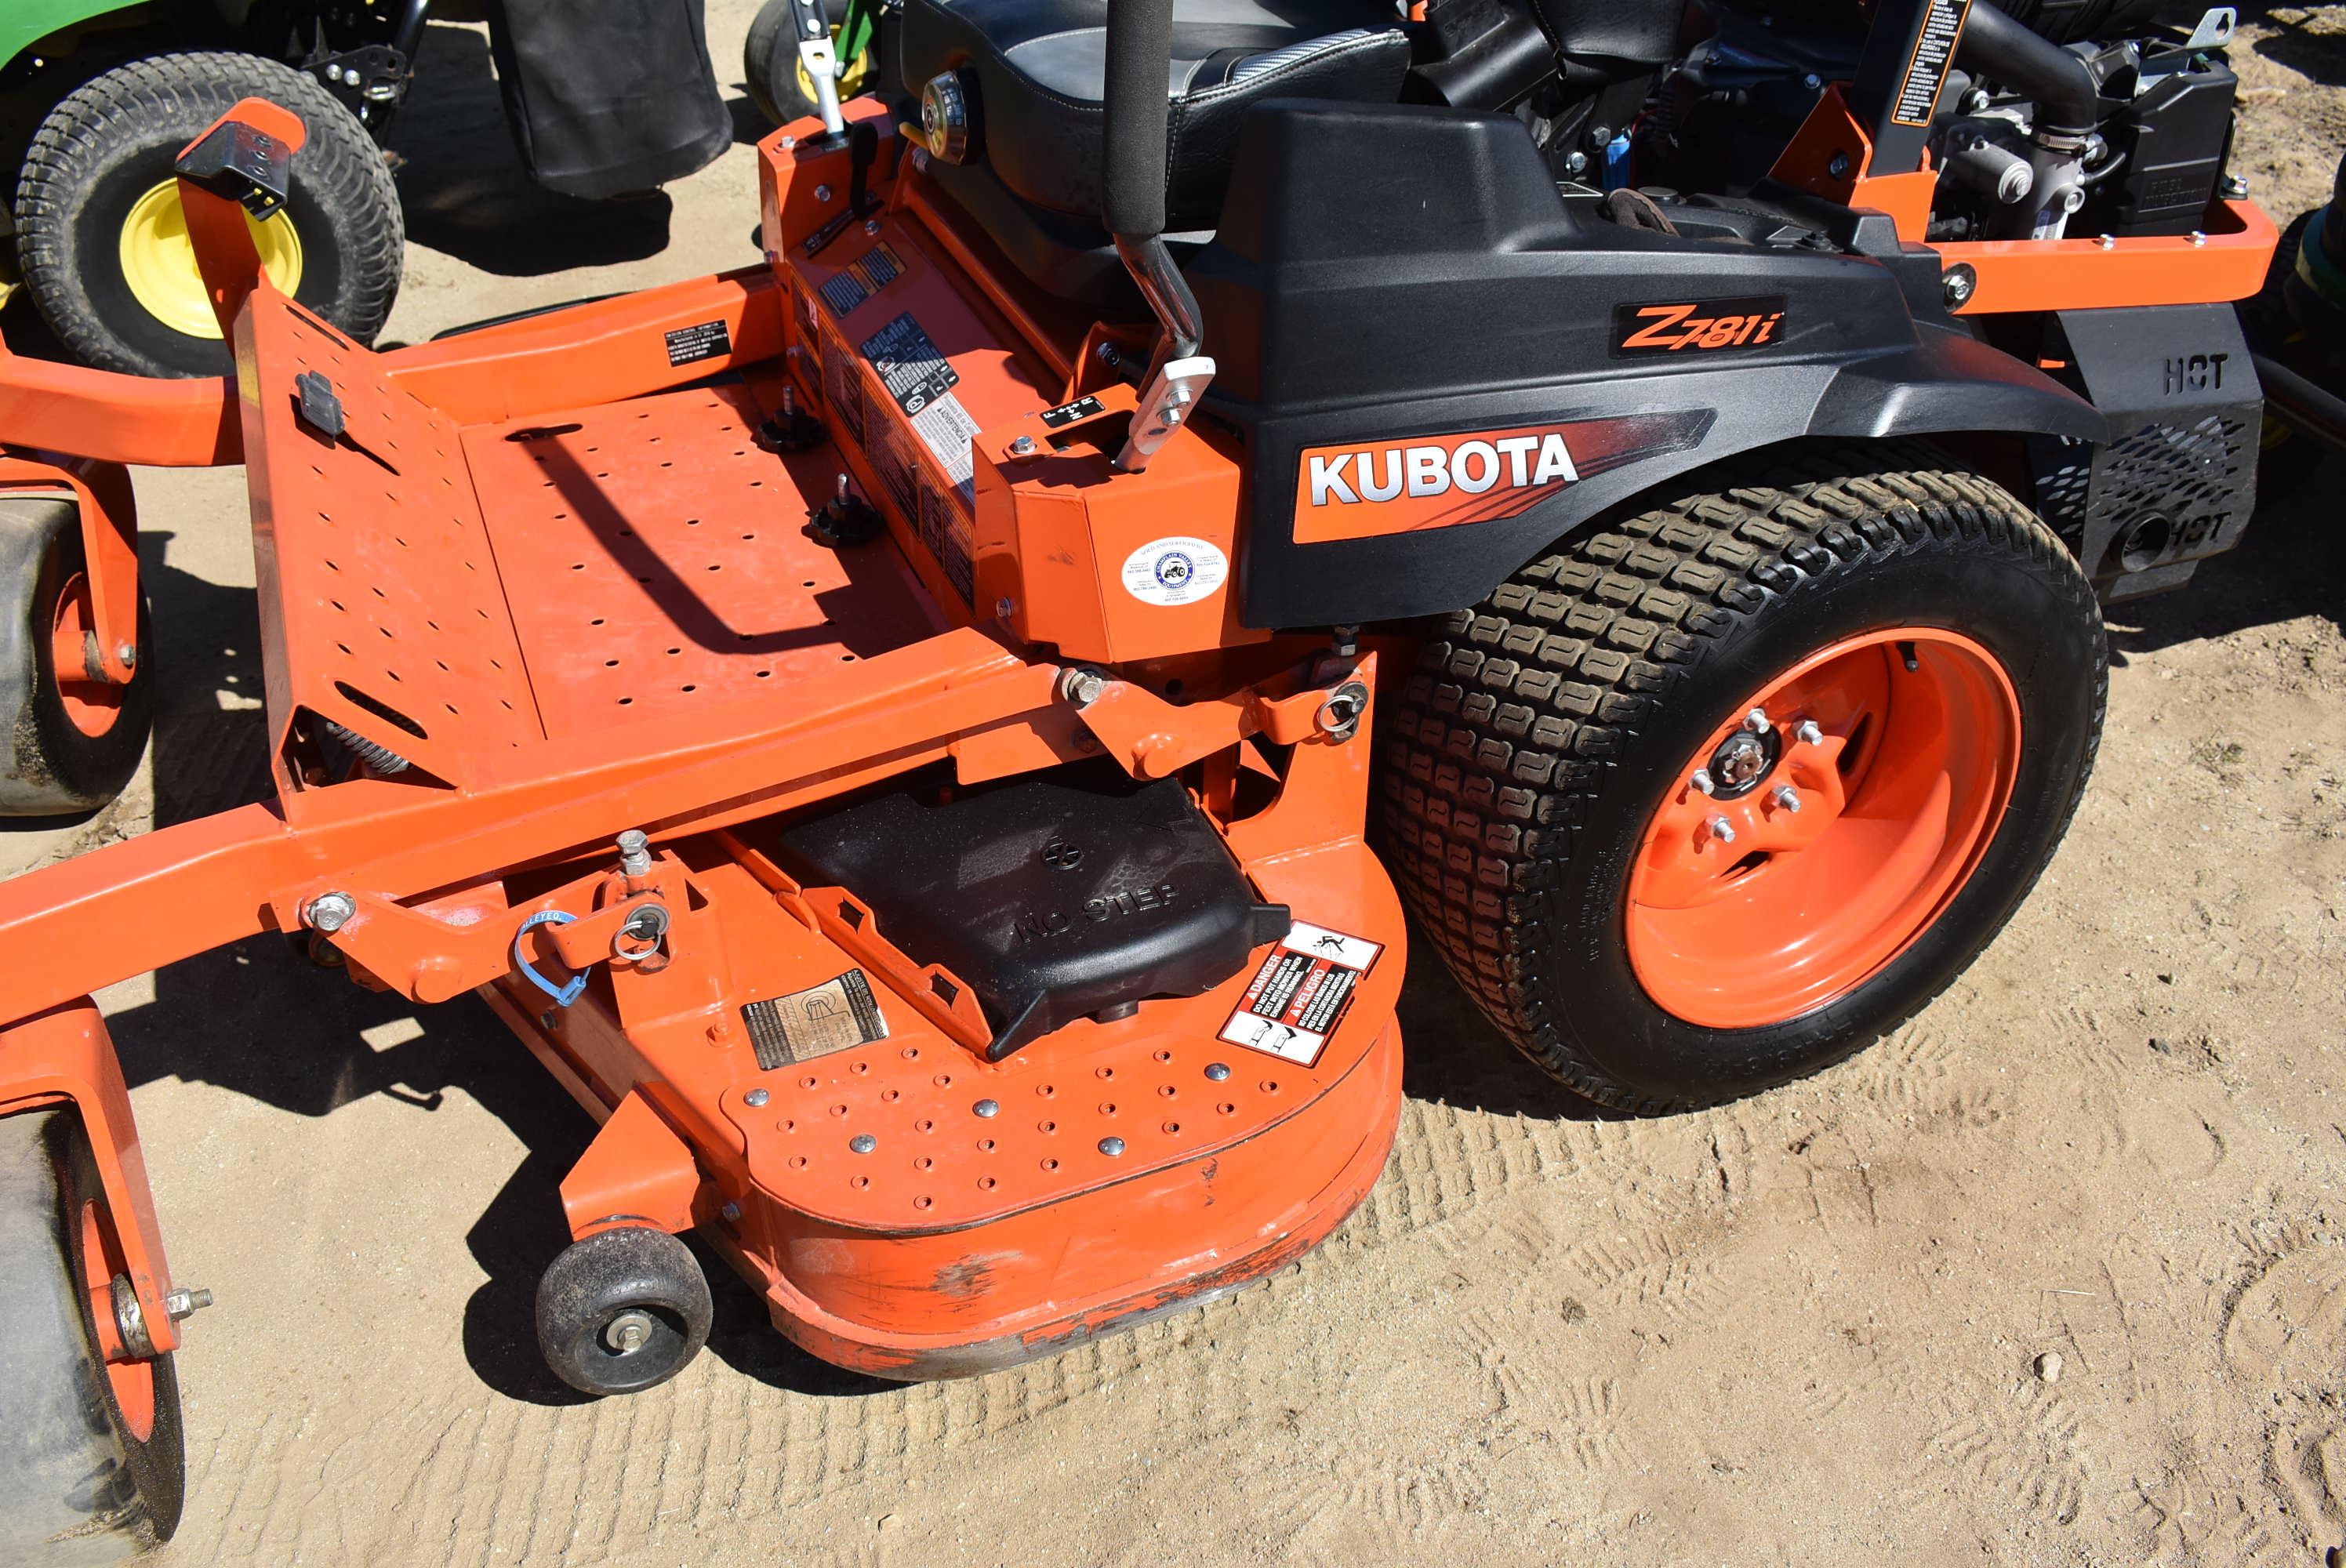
{"left": 899, "top": 0, "right": 1411, "bottom": 232}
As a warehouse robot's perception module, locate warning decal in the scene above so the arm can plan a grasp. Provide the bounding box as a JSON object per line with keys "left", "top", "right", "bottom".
{"left": 823, "top": 325, "right": 863, "bottom": 445}
{"left": 1892, "top": 0, "right": 1971, "bottom": 126}
{"left": 1218, "top": 921, "right": 1385, "bottom": 1067}
{"left": 910, "top": 393, "right": 981, "bottom": 506}
{"left": 742, "top": 971, "right": 890, "bottom": 1069}
{"left": 859, "top": 311, "right": 961, "bottom": 415}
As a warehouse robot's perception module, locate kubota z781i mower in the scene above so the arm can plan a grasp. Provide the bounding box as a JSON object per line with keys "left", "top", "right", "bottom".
{"left": 0, "top": 0, "right": 2275, "bottom": 1554}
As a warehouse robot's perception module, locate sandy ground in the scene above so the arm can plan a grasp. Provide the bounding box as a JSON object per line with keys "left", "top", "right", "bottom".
{"left": 2, "top": 5, "right": 2344, "bottom": 1565}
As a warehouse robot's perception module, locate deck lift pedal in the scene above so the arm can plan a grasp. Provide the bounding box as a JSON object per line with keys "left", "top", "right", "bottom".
{"left": 0, "top": 0, "right": 2279, "bottom": 1554}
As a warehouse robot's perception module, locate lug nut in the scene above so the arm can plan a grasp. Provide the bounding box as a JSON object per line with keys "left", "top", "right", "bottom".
{"left": 1690, "top": 768, "right": 1717, "bottom": 797}
{"left": 1707, "top": 815, "right": 1736, "bottom": 846}
{"left": 1771, "top": 784, "right": 1802, "bottom": 813}
{"left": 1796, "top": 720, "right": 1824, "bottom": 746}
{"left": 605, "top": 1309, "right": 655, "bottom": 1354}
{"left": 1744, "top": 707, "right": 1770, "bottom": 735}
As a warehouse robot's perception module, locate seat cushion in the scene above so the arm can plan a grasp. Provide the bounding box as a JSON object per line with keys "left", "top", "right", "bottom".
{"left": 902, "top": 0, "right": 1411, "bottom": 231}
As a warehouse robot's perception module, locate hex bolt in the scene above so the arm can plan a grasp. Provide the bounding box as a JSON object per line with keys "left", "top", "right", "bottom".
{"left": 1099, "top": 1137, "right": 1126, "bottom": 1156}
{"left": 1204, "top": 1062, "right": 1232, "bottom": 1082}
{"left": 1009, "top": 434, "right": 1037, "bottom": 456}
{"left": 779, "top": 135, "right": 797, "bottom": 151}
{"left": 1796, "top": 720, "right": 1824, "bottom": 747}
{"left": 2097, "top": 234, "right": 2116, "bottom": 250}
{"left": 744, "top": 1087, "right": 770, "bottom": 1109}
{"left": 304, "top": 890, "right": 357, "bottom": 933}
{"left": 1690, "top": 768, "right": 1717, "bottom": 797}
{"left": 605, "top": 1309, "right": 656, "bottom": 1354}
{"left": 164, "top": 1287, "right": 213, "bottom": 1320}
{"left": 1744, "top": 707, "right": 1770, "bottom": 735}
{"left": 850, "top": 1133, "right": 877, "bottom": 1154}
{"left": 116, "top": 643, "right": 138, "bottom": 670}
{"left": 617, "top": 829, "right": 652, "bottom": 878}
{"left": 2188, "top": 230, "right": 2206, "bottom": 248}
{"left": 1771, "top": 784, "right": 1803, "bottom": 813}
{"left": 974, "top": 1098, "right": 1000, "bottom": 1118}
{"left": 993, "top": 597, "right": 1017, "bottom": 621}
{"left": 2220, "top": 172, "right": 2250, "bottom": 199}
{"left": 814, "top": 183, "right": 833, "bottom": 203}
{"left": 1707, "top": 815, "right": 1737, "bottom": 846}
{"left": 1828, "top": 151, "right": 1851, "bottom": 179}
{"left": 1059, "top": 666, "right": 1106, "bottom": 708}
{"left": 864, "top": 218, "right": 881, "bottom": 236}
{"left": 1096, "top": 342, "right": 1120, "bottom": 368}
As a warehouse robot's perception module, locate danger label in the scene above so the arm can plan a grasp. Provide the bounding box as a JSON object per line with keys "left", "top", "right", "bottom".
{"left": 817, "top": 241, "right": 905, "bottom": 318}
{"left": 741, "top": 971, "right": 889, "bottom": 1068}
{"left": 1218, "top": 921, "right": 1384, "bottom": 1067}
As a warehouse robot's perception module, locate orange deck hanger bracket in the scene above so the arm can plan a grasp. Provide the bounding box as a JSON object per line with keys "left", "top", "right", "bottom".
{"left": 1767, "top": 84, "right": 1937, "bottom": 243}
{"left": 173, "top": 97, "right": 310, "bottom": 339}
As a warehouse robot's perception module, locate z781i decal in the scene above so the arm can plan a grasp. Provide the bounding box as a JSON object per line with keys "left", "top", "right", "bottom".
{"left": 1290, "top": 410, "right": 1715, "bottom": 543}
{"left": 1612, "top": 296, "right": 1789, "bottom": 356}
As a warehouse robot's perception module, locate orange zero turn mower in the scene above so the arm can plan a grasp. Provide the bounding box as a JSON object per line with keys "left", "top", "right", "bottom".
{"left": 0, "top": 0, "right": 2275, "bottom": 1552}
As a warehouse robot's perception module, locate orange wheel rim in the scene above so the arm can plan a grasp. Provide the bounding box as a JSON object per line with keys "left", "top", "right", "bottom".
{"left": 79, "top": 1198, "right": 158, "bottom": 1441}
{"left": 1626, "top": 629, "right": 2022, "bottom": 1030}
{"left": 47, "top": 571, "right": 124, "bottom": 739}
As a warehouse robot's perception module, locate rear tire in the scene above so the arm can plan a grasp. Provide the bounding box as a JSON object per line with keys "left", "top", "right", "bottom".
{"left": 0, "top": 1110, "right": 185, "bottom": 1566}
{"left": 1381, "top": 442, "right": 2106, "bottom": 1112}
{"left": 16, "top": 53, "right": 403, "bottom": 377}
{"left": 0, "top": 494, "right": 154, "bottom": 818}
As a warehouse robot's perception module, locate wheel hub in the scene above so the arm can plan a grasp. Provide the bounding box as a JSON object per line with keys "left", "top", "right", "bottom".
{"left": 118, "top": 177, "right": 303, "bottom": 341}
{"left": 1627, "top": 629, "right": 2024, "bottom": 1029}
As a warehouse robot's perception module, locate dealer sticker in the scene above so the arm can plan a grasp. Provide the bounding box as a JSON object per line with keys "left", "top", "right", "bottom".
{"left": 1218, "top": 921, "right": 1385, "bottom": 1067}
{"left": 1120, "top": 535, "right": 1228, "bottom": 607}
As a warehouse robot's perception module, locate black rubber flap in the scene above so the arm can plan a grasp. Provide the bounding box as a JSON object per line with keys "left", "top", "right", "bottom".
{"left": 771, "top": 770, "right": 1289, "bottom": 1060}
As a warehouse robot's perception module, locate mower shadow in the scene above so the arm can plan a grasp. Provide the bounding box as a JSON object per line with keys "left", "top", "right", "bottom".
{"left": 2102, "top": 452, "right": 2346, "bottom": 662}
{"left": 1393, "top": 932, "right": 1627, "bottom": 1123}
{"left": 387, "top": 21, "right": 677, "bottom": 277}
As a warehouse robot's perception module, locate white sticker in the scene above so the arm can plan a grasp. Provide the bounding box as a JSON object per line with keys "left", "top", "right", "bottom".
{"left": 1120, "top": 535, "right": 1228, "bottom": 607}
{"left": 1218, "top": 920, "right": 1386, "bottom": 1068}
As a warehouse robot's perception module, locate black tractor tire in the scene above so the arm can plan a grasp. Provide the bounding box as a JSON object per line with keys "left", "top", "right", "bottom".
{"left": 0, "top": 494, "right": 154, "bottom": 818}
{"left": 0, "top": 1109, "right": 186, "bottom": 1566}
{"left": 1381, "top": 441, "right": 2107, "bottom": 1113}
{"left": 16, "top": 52, "right": 403, "bottom": 378}
{"left": 536, "top": 1226, "right": 712, "bottom": 1396}
{"left": 743, "top": 0, "right": 871, "bottom": 128}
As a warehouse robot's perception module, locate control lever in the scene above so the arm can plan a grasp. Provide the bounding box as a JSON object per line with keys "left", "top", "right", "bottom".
{"left": 1110, "top": 234, "right": 1214, "bottom": 474}
{"left": 787, "top": 0, "right": 846, "bottom": 140}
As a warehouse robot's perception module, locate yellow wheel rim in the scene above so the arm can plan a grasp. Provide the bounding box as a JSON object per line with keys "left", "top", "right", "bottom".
{"left": 118, "top": 177, "right": 304, "bottom": 340}
{"left": 795, "top": 31, "right": 873, "bottom": 107}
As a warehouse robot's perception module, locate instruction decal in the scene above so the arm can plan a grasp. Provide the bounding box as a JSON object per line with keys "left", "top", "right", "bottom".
{"left": 1219, "top": 921, "right": 1384, "bottom": 1067}
{"left": 1120, "top": 535, "right": 1228, "bottom": 607}
{"left": 817, "top": 241, "right": 906, "bottom": 318}
{"left": 1891, "top": 0, "right": 1972, "bottom": 127}
{"left": 663, "top": 319, "right": 731, "bottom": 368}
{"left": 742, "top": 971, "right": 890, "bottom": 1069}
{"left": 859, "top": 311, "right": 961, "bottom": 416}
{"left": 910, "top": 394, "right": 981, "bottom": 506}
{"left": 823, "top": 325, "right": 863, "bottom": 444}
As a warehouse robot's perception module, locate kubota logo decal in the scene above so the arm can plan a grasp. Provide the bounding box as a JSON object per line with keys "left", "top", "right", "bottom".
{"left": 1291, "top": 412, "right": 1717, "bottom": 543}
{"left": 1611, "top": 296, "right": 1789, "bottom": 356}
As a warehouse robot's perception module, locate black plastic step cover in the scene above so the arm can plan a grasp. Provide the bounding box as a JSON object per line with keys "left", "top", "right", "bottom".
{"left": 770, "top": 769, "right": 1290, "bottom": 1060}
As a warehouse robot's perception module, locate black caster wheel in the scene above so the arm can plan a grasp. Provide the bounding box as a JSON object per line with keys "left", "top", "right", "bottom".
{"left": 535, "top": 1227, "right": 712, "bottom": 1396}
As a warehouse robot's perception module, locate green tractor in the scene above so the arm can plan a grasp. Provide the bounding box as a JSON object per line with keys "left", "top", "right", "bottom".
{"left": 0, "top": 0, "right": 411, "bottom": 376}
